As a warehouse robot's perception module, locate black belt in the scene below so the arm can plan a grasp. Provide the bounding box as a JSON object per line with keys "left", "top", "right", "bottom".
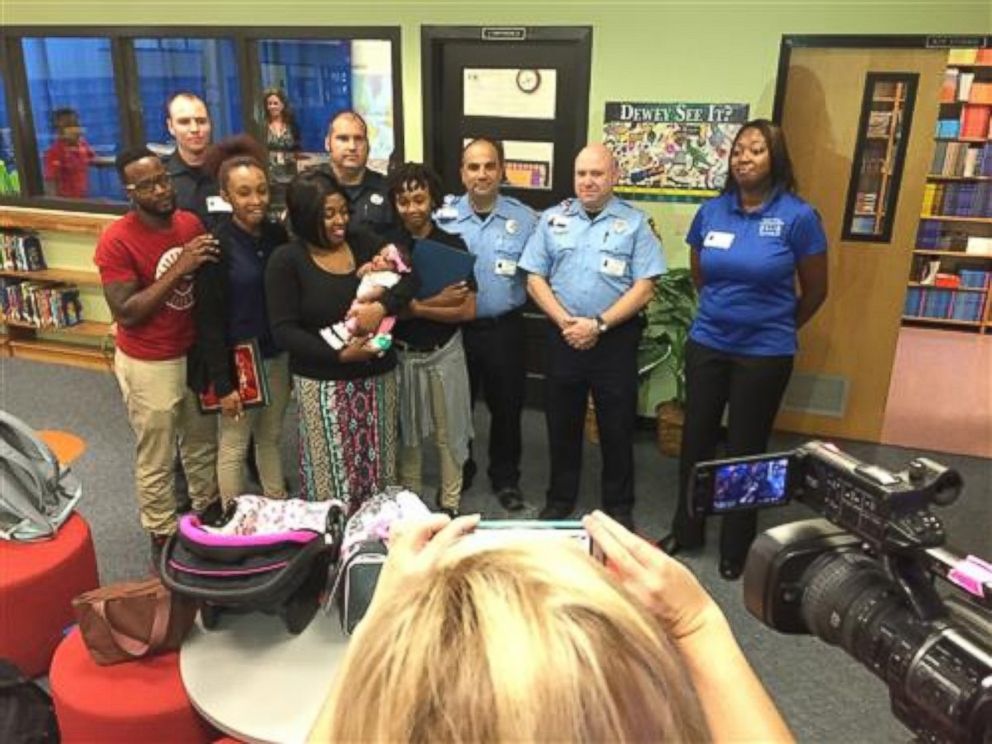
{"left": 393, "top": 338, "right": 447, "bottom": 354}
{"left": 469, "top": 308, "right": 522, "bottom": 330}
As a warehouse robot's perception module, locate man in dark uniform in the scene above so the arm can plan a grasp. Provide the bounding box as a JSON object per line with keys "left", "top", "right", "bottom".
{"left": 519, "top": 144, "right": 666, "bottom": 530}
{"left": 321, "top": 110, "right": 393, "bottom": 236}
{"left": 163, "top": 92, "right": 230, "bottom": 228}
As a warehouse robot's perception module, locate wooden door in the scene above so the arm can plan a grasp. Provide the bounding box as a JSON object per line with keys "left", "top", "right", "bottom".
{"left": 776, "top": 47, "right": 947, "bottom": 442}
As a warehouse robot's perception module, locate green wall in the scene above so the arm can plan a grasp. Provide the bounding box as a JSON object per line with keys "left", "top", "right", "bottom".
{"left": 6, "top": 0, "right": 990, "bottom": 266}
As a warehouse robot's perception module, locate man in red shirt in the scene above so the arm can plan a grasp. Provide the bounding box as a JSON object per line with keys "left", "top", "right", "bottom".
{"left": 43, "top": 108, "right": 95, "bottom": 198}
{"left": 94, "top": 146, "right": 221, "bottom": 560}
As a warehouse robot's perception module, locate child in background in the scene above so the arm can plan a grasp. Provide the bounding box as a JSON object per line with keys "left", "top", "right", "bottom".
{"left": 43, "top": 108, "right": 95, "bottom": 198}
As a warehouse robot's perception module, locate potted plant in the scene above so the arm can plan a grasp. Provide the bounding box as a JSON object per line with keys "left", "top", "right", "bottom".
{"left": 636, "top": 267, "right": 697, "bottom": 456}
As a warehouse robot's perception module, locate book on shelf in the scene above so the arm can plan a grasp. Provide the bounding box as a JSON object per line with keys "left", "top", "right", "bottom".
{"left": 934, "top": 273, "right": 961, "bottom": 288}
{"left": 969, "top": 82, "right": 992, "bottom": 106}
{"left": 947, "top": 49, "right": 977, "bottom": 65}
{"left": 1, "top": 231, "right": 47, "bottom": 272}
{"left": 940, "top": 68, "right": 959, "bottom": 103}
{"left": 0, "top": 278, "right": 82, "bottom": 329}
{"left": 936, "top": 118, "right": 961, "bottom": 139}
{"left": 959, "top": 269, "right": 992, "bottom": 289}
{"left": 957, "top": 72, "right": 975, "bottom": 102}
{"left": 959, "top": 104, "right": 992, "bottom": 140}
{"left": 966, "top": 236, "right": 992, "bottom": 255}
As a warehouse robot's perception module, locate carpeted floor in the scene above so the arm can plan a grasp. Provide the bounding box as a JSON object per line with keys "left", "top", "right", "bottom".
{"left": 3, "top": 357, "right": 990, "bottom": 742}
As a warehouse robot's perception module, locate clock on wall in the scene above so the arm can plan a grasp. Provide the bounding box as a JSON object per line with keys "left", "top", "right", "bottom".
{"left": 516, "top": 69, "right": 541, "bottom": 94}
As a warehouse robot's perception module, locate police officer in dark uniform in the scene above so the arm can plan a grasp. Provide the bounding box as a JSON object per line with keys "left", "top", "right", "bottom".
{"left": 318, "top": 110, "right": 393, "bottom": 236}
{"left": 519, "top": 144, "right": 666, "bottom": 530}
{"left": 162, "top": 92, "right": 230, "bottom": 228}
{"left": 435, "top": 138, "right": 537, "bottom": 511}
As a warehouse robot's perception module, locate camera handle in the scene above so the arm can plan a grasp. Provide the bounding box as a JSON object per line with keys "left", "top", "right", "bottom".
{"left": 884, "top": 553, "right": 947, "bottom": 623}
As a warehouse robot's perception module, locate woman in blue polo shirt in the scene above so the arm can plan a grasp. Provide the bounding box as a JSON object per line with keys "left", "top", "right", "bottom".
{"left": 660, "top": 119, "right": 828, "bottom": 579}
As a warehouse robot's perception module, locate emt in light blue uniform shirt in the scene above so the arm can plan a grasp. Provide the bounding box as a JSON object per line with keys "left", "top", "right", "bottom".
{"left": 664, "top": 119, "right": 828, "bottom": 581}
{"left": 520, "top": 143, "right": 666, "bottom": 528}
{"left": 435, "top": 138, "right": 538, "bottom": 510}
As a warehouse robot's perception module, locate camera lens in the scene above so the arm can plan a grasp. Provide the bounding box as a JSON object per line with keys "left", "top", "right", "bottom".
{"left": 801, "top": 552, "right": 892, "bottom": 649}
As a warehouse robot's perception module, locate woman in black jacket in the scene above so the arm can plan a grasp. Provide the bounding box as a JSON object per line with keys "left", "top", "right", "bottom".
{"left": 192, "top": 135, "right": 291, "bottom": 502}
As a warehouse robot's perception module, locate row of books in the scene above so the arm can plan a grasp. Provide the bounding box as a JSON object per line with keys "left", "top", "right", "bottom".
{"left": 914, "top": 261, "right": 991, "bottom": 289}
{"left": 936, "top": 105, "right": 992, "bottom": 140}
{"left": 916, "top": 221, "right": 992, "bottom": 254}
{"left": 940, "top": 69, "right": 992, "bottom": 105}
{"left": 904, "top": 287, "right": 986, "bottom": 323}
{"left": 0, "top": 278, "right": 83, "bottom": 329}
{"left": 1, "top": 231, "right": 47, "bottom": 272}
{"left": 929, "top": 141, "right": 992, "bottom": 178}
{"left": 920, "top": 181, "right": 992, "bottom": 217}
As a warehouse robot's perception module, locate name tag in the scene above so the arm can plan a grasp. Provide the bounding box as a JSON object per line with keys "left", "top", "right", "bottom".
{"left": 206, "top": 195, "right": 232, "bottom": 214}
{"left": 703, "top": 230, "right": 734, "bottom": 250}
{"left": 494, "top": 259, "right": 517, "bottom": 276}
{"left": 600, "top": 256, "right": 626, "bottom": 277}
{"left": 759, "top": 217, "right": 784, "bottom": 237}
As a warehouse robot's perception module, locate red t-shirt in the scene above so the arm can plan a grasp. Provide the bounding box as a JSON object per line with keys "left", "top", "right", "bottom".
{"left": 43, "top": 138, "right": 95, "bottom": 198}
{"left": 94, "top": 210, "right": 204, "bottom": 361}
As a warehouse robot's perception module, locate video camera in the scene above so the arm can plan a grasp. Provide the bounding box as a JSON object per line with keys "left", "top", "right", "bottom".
{"left": 690, "top": 441, "right": 992, "bottom": 743}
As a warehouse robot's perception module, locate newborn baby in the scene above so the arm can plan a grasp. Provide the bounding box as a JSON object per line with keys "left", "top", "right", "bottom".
{"left": 320, "top": 243, "right": 410, "bottom": 356}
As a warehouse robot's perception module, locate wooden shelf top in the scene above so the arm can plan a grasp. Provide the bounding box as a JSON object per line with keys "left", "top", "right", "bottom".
{"left": 902, "top": 315, "right": 983, "bottom": 327}
{"left": 0, "top": 207, "right": 118, "bottom": 235}
{"left": 907, "top": 282, "right": 988, "bottom": 292}
{"left": 926, "top": 175, "right": 992, "bottom": 181}
{"left": 934, "top": 137, "right": 992, "bottom": 143}
{"left": 919, "top": 214, "right": 992, "bottom": 223}
{"left": 913, "top": 249, "right": 992, "bottom": 258}
{"left": 1, "top": 318, "right": 111, "bottom": 337}
{"left": 0, "top": 267, "right": 101, "bottom": 286}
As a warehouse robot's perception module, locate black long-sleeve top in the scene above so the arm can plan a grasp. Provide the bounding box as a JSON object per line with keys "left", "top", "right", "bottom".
{"left": 265, "top": 229, "right": 418, "bottom": 380}
{"left": 189, "top": 217, "right": 287, "bottom": 397}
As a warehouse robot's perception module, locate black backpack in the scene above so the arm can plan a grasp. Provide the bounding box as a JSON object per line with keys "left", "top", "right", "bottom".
{"left": 0, "top": 659, "right": 59, "bottom": 743}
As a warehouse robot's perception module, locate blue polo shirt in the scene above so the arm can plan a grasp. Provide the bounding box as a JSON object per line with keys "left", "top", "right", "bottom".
{"left": 519, "top": 196, "right": 666, "bottom": 317}
{"left": 435, "top": 193, "right": 537, "bottom": 319}
{"left": 688, "top": 189, "right": 827, "bottom": 356}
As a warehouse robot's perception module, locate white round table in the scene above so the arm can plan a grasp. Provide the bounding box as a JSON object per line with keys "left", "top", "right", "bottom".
{"left": 180, "top": 607, "right": 349, "bottom": 744}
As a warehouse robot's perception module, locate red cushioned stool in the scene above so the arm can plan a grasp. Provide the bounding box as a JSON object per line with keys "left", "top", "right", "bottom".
{"left": 50, "top": 627, "right": 217, "bottom": 743}
{"left": 0, "top": 512, "right": 100, "bottom": 677}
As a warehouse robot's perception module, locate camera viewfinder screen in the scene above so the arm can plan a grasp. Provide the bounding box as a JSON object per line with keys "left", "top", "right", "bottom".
{"left": 713, "top": 457, "right": 790, "bottom": 512}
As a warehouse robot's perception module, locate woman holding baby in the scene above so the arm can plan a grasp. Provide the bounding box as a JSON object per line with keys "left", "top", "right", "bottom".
{"left": 265, "top": 170, "right": 416, "bottom": 509}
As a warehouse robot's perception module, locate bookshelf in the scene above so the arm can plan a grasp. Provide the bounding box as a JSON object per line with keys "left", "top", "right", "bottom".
{"left": 906, "top": 47, "right": 992, "bottom": 334}
{"left": 0, "top": 207, "right": 116, "bottom": 371}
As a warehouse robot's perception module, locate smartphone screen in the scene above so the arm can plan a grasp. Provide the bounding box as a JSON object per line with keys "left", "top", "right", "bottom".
{"left": 464, "top": 520, "right": 594, "bottom": 556}
{"left": 691, "top": 453, "right": 794, "bottom": 516}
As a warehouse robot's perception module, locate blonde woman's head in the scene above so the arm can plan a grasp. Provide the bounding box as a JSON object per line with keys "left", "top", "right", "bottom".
{"left": 323, "top": 539, "right": 709, "bottom": 742}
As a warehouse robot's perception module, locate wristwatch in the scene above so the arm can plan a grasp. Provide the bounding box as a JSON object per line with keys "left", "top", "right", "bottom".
{"left": 595, "top": 315, "right": 609, "bottom": 334}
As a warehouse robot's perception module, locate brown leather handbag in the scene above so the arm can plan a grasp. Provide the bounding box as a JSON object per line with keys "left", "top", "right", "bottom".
{"left": 71, "top": 577, "right": 199, "bottom": 666}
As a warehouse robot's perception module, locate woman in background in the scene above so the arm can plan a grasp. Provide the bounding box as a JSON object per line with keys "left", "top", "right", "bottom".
{"left": 661, "top": 119, "right": 828, "bottom": 579}
{"left": 266, "top": 172, "right": 415, "bottom": 510}
{"left": 192, "top": 134, "right": 290, "bottom": 503}
{"left": 262, "top": 87, "right": 300, "bottom": 216}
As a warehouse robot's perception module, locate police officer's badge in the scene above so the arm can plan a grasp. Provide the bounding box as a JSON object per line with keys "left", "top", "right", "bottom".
{"left": 506, "top": 219, "right": 519, "bottom": 235}
{"left": 612, "top": 218, "right": 629, "bottom": 235}
{"left": 370, "top": 193, "right": 384, "bottom": 205}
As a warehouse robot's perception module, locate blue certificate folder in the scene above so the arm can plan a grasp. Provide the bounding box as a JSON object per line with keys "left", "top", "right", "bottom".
{"left": 412, "top": 238, "right": 477, "bottom": 299}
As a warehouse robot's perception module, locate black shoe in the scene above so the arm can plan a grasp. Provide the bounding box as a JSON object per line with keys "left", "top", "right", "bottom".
{"left": 462, "top": 459, "right": 477, "bottom": 493}
{"left": 719, "top": 557, "right": 744, "bottom": 581}
{"left": 656, "top": 533, "right": 703, "bottom": 556}
{"left": 539, "top": 503, "right": 573, "bottom": 521}
{"left": 496, "top": 487, "right": 525, "bottom": 512}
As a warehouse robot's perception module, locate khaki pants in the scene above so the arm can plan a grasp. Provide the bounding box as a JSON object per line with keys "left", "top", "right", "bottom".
{"left": 398, "top": 367, "right": 462, "bottom": 510}
{"left": 217, "top": 352, "right": 291, "bottom": 502}
{"left": 114, "top": 348, "right": 218, "bottom": 536}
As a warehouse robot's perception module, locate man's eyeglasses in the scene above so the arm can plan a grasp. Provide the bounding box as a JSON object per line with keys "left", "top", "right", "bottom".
{"left": 126, "top": 174, "right": 172, "bottom": 194}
